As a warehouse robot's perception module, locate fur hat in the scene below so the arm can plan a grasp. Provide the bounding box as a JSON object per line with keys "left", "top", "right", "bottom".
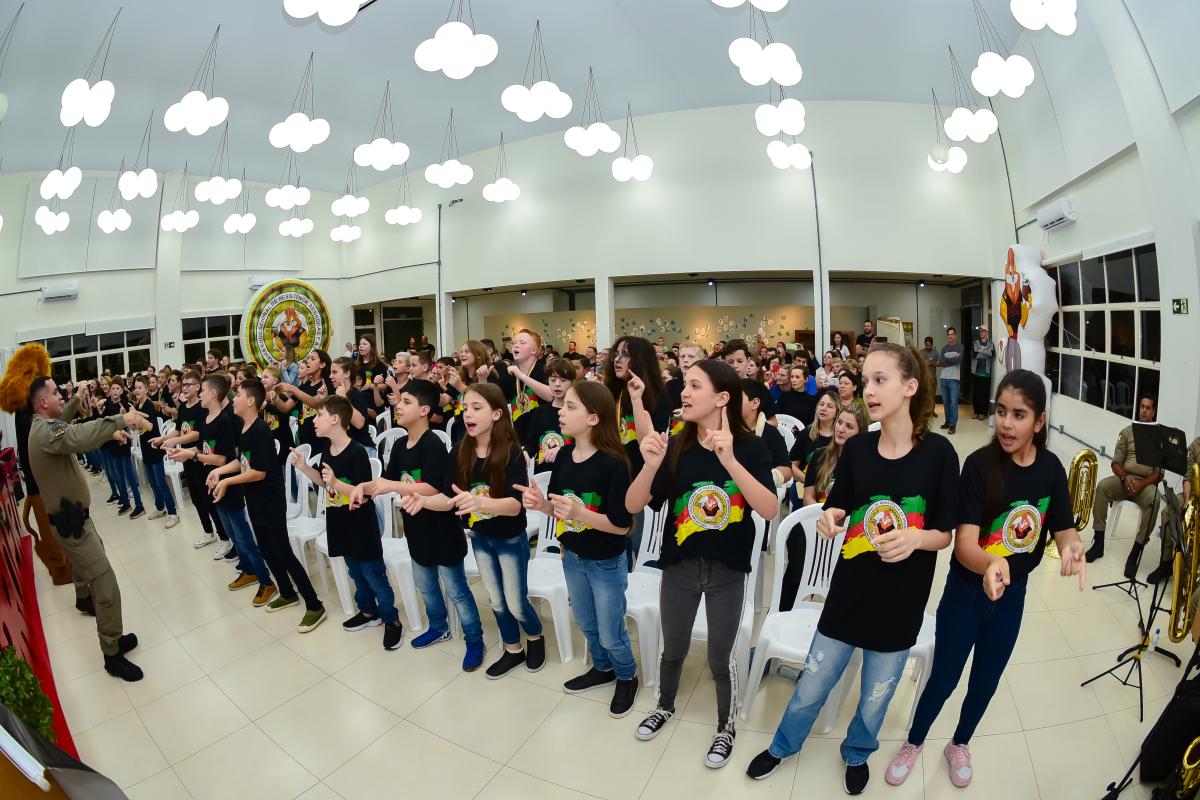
{"left": 0, "top": 343, "right": 52, "bottom": 414}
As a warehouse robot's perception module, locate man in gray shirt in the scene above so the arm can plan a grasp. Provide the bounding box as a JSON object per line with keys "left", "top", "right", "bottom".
{"left": 938, "top": 327, "right": 964, "bottom": 434}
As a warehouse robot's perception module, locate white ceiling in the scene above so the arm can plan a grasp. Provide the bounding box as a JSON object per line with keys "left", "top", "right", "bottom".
{"left": 0, "top": 0, "right": 1022, "bottom": 191}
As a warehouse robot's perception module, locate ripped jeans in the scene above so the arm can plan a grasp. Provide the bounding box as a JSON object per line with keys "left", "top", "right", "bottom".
{"left": 768, "top": 630, "right": 909, "bottom": 766}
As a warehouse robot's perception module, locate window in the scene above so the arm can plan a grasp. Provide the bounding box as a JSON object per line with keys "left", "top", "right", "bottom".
{"left": 353, "top": 306, "right": 377, "bottom": 350}
{"left": 181, "top": 314, "right": 243, "bottom": 369}
{"left": 1044, "top": 244, "right": 1160, "bottom": 420}
{"left": 21, "top": 328, "right": 154, "bottom": 384}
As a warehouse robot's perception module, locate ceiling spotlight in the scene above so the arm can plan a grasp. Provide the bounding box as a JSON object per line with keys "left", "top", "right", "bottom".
{"left": 919, "top": 280, "right": 926, "bottom": 288}
{"left": 707, "top": 279, "right": 715, "bottom": 286}
{"left": 451, "top": 297, "right": 456, "bottom": 303}
{"left": 520, "top": 290, "right": 527, "bottom": 296}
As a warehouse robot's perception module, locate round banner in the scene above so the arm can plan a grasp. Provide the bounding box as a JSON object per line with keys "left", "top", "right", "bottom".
{"left": 240, "top": 279, "right": 332, "bottom": 368}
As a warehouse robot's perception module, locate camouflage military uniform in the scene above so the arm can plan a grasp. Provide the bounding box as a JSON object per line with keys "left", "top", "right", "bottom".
{"left": 27, "top": 398, "right": 126, "bottom": 656}
{"left": 1092, "top": 425, "right": 1162, "bottom": 545}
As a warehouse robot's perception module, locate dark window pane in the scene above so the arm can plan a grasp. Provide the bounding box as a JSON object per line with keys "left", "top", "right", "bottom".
{"left": 1058, "top": 262, "right": 1081, "bottom": 306}
{"left": 354, "top": 308, "right": 375, "bottom": 326}
{"left": 1141, "top": 311, "right": 1160, "bottom": 362}
{"left": 184, "top": 342, "right": 206, "bottom": 365}
{"left": 1082, "top": 358, "right": 1107, "bottom": 409}
{"left": 1045, "top": 266, "right": 1060, "bottom": 307}
{"left": 1135, "top": 244, "right": 1159, "bottom": 302}
{"left": 126, "top": 329, "right": 151, "bottom": 347}
{"left": 51, "top": 360, "right": 72, "bottom": 385}
{"left": 208, "top": 316, "right": 230, "bottom": 338}
{"left": 1060, "top": 354, "right": 1082, "bottom": 400}
{"left": 1046, "top": 312, "right": 1060, "bottom": 350}
{"left": 182, "top": 317, "right": 206, "bottom": 341}
{"left": 207, "top": 341, "right": 228, "bottom": 360}
{"left": 102, "top": 352, "right": 125, "bottom": 376}
{"left": 233, "top": 339, "right": 244, "bottom": 360}
{"left": 98, "top": 332, "right": 124, "bottom": 351}
{"left": 1084, "top": 310, "right": 1106, "bottom": 353}
{"left": 1046, "top": 351, "right": 1060, "bottom": 394}
{"left": 1061, "top": 311, "right": 1080, "bottom": 349}
{"left": 1080, "top": 258, "right": 1105, "bottom": 304}
{"left": 1106, "top": 251, "right": 1135, "bottom": 303}
{"left": 232, "top": 315, "right": 241, "bottom": 330}
{"left": 47, "top": 336, "right": 72, "bottom": 359}
{"left": 74, "top": 356, "right": 97, "bottom": 381}
{"left": 73, "top": 334, "right": 97, "bottom": 354}
{"left": 1110, "top": 311, "right": 1135, "bottom": 357}
{"left": 1106, "top": 362, "right": 1136, "bottom": 418}
{"left": 1136, "top": 367, "right": 1159, "bottom": 409}
{"left": 128, "top": 349, "right": 151, "bottom": 374}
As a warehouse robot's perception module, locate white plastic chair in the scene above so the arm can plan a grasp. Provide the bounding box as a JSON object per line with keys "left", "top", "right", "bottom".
{"left": 377, "top": 409, "right": 392, "bottom": 432}
{"left": 868, "top": 421, "right": 881, "bottom": 432}
{"left": 374, "top": 428, "right": 407, "bottom": 465}
{"left": 741, "top": 506, "right": 850, "bottom": 725}
{"left": 1108, "top": 495, "right": 1161, "bottom": 542}
{"left": 444, "top": 416, "right": 455, "bottom": 441}
{"left": 313, "top": 459, "right": 385, "bottom": 617}
{"left": 285, "top": 443, "right": 313, "bottom": 519}
{"left": 525, "top": 472, "right": 574, "bottom": 662}
{"left": 287, "top": 453, "right": 326, "bottom": 577}
{"left": 526, "top": 471, "right": 551, "bottom": 541}
{"left": 775, "top": 414, "right": 802, "bottom": 451}
{"left": 159, "top": 419, "right": 186, "bottom": 510}
{"left": 367, "top": 424, "right": 378, "bottom": 443}
{"left": 625, "top": 503, "right": 669, "bottom": 686}
{"left": 432, "top": 429, "right": 451, "bottom": 451}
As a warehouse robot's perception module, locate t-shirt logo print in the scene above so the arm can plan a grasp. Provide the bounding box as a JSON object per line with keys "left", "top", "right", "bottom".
{"left": 982, "top": 497, "right": 1049, "bottom": 557}
{"left": 400, "top": 469, "right": 421, "bottom": 484}
{"left": 672, "top": 481, "right": 746, "bottom": 545}
{"left": 325, "top": 477, "right": 352, "bottom": 508}
{"left": 467, "top": 483, "right": 496, "bottom": 526}
{"left": 203, "top": 439, "right": 216, "bottom": 456}
{"left": 555, "top": 491, "right": 600, "bottom": 536}
{"left": 537, "top": 431, "right": 571, "bottom": 464}
{"left": 842, "top": 495, "right": 927, "bottom": 560}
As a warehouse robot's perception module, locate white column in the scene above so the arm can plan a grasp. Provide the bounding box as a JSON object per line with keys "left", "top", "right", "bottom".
{"left": 1087, "top": 0, "right": 1200, "bottom": 432}
{"left": 814, "top": 267, "right": 830, "bottom": 359}
{"left": 436, "top": 288, "right": 455, "bottom": 356}
{"left": 154, "top": 170, "right": 184, "bottom": 367}
{"left": 594, "top": 276, "right": 615, "bottom": 349}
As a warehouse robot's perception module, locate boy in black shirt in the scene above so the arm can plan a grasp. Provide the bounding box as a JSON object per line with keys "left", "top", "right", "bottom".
{"left": 210, "top": 380, "right": 326, "bottom": 633}
{"left": 350, "top": 380, "right": 485, "bottom": 670}
{"left": 291, "top": 396, "right": 403, "bottom": 650}
{"left": 132, "top": 376, "right": 179, "bottom": 527}
{"left": 521, "top": 358, "right": 576, "bottom": 473}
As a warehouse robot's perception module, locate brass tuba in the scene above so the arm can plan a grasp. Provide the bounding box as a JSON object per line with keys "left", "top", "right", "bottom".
{"left": 1167, "top": 464, "right": 1199, "bottom": 644}
{"left": 1049, "top": 449, "right": 1098, "bottom": 560}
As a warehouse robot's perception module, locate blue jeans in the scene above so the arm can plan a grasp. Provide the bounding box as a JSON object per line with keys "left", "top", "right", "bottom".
{"left": 216, "top": 504, "right": 270, "bottom": 588}
{"left": 472, "top": 533, "right": 543, "bottom": 646}
{"left": 99, "top": 450, "right": 120, "bottom": 498}
{"left": 345, "top": 557, "right": 399, "bottom": 624}
{"left": 940, "top": 378, "right": 960, "bottom": 427}
{"left": 769, "top": 630, "right": 910, "bottom": 766}
{"left": 563, "top": 550, "right": 636, "bottom": 679}
{"left": 111, "top": 455, "right": 143, "bottom": 510}
{"left": 411, "top": 560, "right": 483, "bottom": 646}
{"left": 908, "top": 566, "right": 1025, "bottom": 747}
{"left": 144, "top": 461, "right": 177, "bottom": 515}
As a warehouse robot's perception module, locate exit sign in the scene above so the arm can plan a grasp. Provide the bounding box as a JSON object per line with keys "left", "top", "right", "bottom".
{"left": 1172, "top": 298, "right": 1190, "bottom": 315}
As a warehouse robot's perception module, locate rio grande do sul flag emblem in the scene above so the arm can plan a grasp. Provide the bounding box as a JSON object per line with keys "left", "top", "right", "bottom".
{"left": 841, "top": 495, "right": 926, "bottom": 560}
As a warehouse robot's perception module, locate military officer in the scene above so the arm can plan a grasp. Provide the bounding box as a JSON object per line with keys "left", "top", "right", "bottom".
{"left": 27, "top": 376, "right": 149, "bottom": 681}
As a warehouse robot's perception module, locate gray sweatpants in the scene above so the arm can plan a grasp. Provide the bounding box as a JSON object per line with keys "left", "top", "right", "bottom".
{"left": 656, "top": 557, "right": 747, "bottom": 733}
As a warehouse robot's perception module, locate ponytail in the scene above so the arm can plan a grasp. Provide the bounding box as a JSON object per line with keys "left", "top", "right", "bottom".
{"left": 868, "top": 343, "right": 935, "bottom": 443}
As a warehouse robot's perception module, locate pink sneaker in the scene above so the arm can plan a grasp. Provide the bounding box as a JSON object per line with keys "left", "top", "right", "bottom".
{"left": 886, "top": 742, "right": 923, "bottom": 786}
{"left": 944, "top": 742, "right": 973, "bottom": 788}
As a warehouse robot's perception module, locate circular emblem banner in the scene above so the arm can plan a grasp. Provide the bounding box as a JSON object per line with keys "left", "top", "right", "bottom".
{"left": 240, "top": 279, "right": 332, "bottom": 368}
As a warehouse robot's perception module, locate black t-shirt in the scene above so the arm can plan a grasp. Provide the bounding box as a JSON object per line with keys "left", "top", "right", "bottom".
{"left": 384, "top": 429, "right": 467, "bottom": 567}
{"left": 199, "top": 407, "right": 243, "bottom": 509}
{"left": 650, "top": 436, "right": 775, "bottom": 573}
{"left": 803, "top": 446, "right": 836, "bottom": 504}
{"left": 135, "top": 399, "right": 165, "bottom": 464}
{"left": 761, "top": 423, "right": 790, "bottom": 473}
{"left": 790, "top": 431, "right": 832, "bottom": 474}
{"left": 619, "top": 390, "right": 673, "bottom": 475}
{"left": 103, "top": 399, "right": 131, "bottom": 456}
{"left": 318, "top": 439, "right": 381, "bottom": 561}
{"left": 547, "top": 446, "right": 632, "bottom": 560}
{"left": 296, "top": 379, "right": 333, "bottom": 448}
{"left": 176, "top": 400, "right": 205, "bottom": 475}
{"left": 818, "top": 431, "right": 960, "bottom": 652}
{"left": 777, "top": 390, "right": 817, "bottom": 427}
{"left": 665, "top": 377, "right": 683, "bottom": 414}
{"left": 856, "top": 333, "right": 874, "bottom": 353}
{"left": 238, "top": 418, "right": 286, "bottom": 512}
{"left": 522, "top": 402, "right": 572, "bottom": 473}
{"left": 951, "top": 446, "right": 1073, "bottom": 585}
{"left": 261, "top": 400, "right": 295, "bottom": 461}
{"left": 346, "top": 388, "right": 374, "bottom": 449}
{"left": 450, "top": 442, "right": 528, "bottom": 539}
{"left": 497, "top": 359, "right": 546, "bottom": 439}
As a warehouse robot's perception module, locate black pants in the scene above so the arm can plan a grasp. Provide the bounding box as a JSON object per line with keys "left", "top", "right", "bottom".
{"left": 780, "top": 532, "right": 806, "bottom": 612}
{"left": 186, "top": 467, "right": 226, "bottom": 539}
{"left": 971, "top": 373, "right": 991, "bottom": 417}
{"left": 248, "top": 503, "right": 320, "bottom": 611}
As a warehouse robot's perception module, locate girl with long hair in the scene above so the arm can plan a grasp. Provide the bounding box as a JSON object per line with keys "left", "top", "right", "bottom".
{"left": 517, "top": 380, "right": 639, "bottom": 716}
{"left": 627, "top": 360, "right": 778, "bottom": 769}
{"left": 260, "top": 365, "right": 297, "bottom": 459}
{"left": 446, "top": 340, "right": 502, "bottom": 442}
{"left": 103, "top": 378, "right": 145, "bottom": 518}
{"left": 790, "top": 389, "right": 838, "bottom": 486}
{"left": 275, "top": 349, "right": 334, "bottom": 450}
{"left": 747, "top": 344, "right": 959, "bottom": 795}
{"left": 330, "top": 357, "right": 375, "bottom": 458}
{"left": 885, "top": 369, "right": 1085, "bottom": 789}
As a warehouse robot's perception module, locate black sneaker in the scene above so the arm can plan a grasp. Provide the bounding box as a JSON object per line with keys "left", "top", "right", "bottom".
{"left": 940, "top": 422, "right": 950, "bottom": 430}
{"left": 610, "top": 677, "right": 639, "bottom": 719}
{"left": 705, "top": 730, "right": 735, "bottom": 769}
{"left": 106, "top": 495, "right": 119, "bottom": 504}
{"left": 383, "top": 621, "right": 404, "bottom": 651}
{"left": 117, "top": 633, "right": 138, "bottom": 655}
{"left": 103, "top": 653, "right": 144, "bottom": 682}
{"left": 635, "top": 708, "right": 673, "bottom": 741}
{"left": 222, "top": 547, "right": 240, "bottom": 563}
{"left": 117, "top": 505, "right": 131, "bottom": 515}
{"left": 342, "top": 612, "right": 383, "bottom": 632}
{"left": 844, "top": 762, "right": 870, "bottom": 795}
{"left": 129, "top": 506, "right": 146, "bottom": 520}
{"left": 948, "top": 426, "right": 956, "bottom": 435}
{"left": 485, "top": 649, "right": 527, "bottom": 679}
{"left": 525, "top": 637, "right": 546, "bottom": 673}
{"left": 564, "top": 667, "right": 616, "bottom": 694}
{"left": 75, "top": 596, "right": 96, "bottom": 616}
{"left": 747, "top": 749, "right": 784, "bottom": 780}
{"left": 1146, "top": 561, "right": 1172, "bottom": 584}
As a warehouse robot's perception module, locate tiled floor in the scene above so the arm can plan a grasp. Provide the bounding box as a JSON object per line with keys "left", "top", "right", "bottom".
{"left": 35, "top": 415, "right": 1185, "bottom": 799}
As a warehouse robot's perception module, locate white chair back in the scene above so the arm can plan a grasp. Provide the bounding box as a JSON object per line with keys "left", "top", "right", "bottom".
{"left": 444, "top": 416, "right": 455, "bottom": 440}
{"left": 375, "top": 428, "right": 407, "bottom": 465}
{"left": 367, "top": 424, "right": 378, "bottom": 443}
{"left": 746, "top": 511, "right": 770, "bottom": 598}
{"left": 285, "top": 443, "right": 312, "bottom": 500}
{"left": 632, "top": 501, "right": 669, "bottom": 573}
{"left": 530, "top": 472, "right": 557, "bottom": 555}
{"left": 432, "top": 429, "right": 451, "bottom": 451}
{"left": 377, "top": 410, "right": 392, "bottom": 431}
{"left": 370, "top": 457, "right": 383, "bottom": 481}
{"left": 375, "top": 490, "right": 397, "bottom": 538}
{"left": 775, "top": 414, "right": 803, "bottom": 439}
{"left": 868, "top": 420, "right": 881, "bottom": 432}
{"left": 777, "top": 422, "right": 796, "bottom": 453}
{"left": 769, "top": 505, "right": 846, "bottom": 613}
{"left": 161, "top": 419, "right": 177, "bottom": 436}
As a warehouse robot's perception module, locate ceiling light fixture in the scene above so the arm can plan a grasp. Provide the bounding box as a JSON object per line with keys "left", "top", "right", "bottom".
{"left": 728, "top": 8, "right": 802, "bottom": 87}
{"left": 425, "top": 108, "right": 475, "bottom": 187}
{"left": 269, "top": 52, "right": 330, "bottom": 153}
{"left": 97, "top": 155, "right": 132, "bottom": 234}
{"left": 164, "top": 27, "right": 229, "bottom": 136}
{"left": 1010, "top": 0, "right": 1077, "bottom": 36}
{"left": 501, "top": 20, "right": 572, "bottom": 122}
{"left": 60, "top": 7, "right": 121, "bottom": 128}
{"left": 118, "top": 112, "right": 159, "bottom": 200}
{"left": 482, "top": 132, "right": 520, "bottom": 202}
{"left": 331, "top": 154, "right": 366, "bottom": 243}
{"left": 195, "top": 121, "right": 243, "bottom": 205}
{"left": 712, "top": 0, "right": 788, "bottom": 10}
{"left": 223, "top": 168, "right": 256, "bottom": 234}
{"left": 385, "top": 165, "right": 423, "bottom": 225}
{"left": 283, "top": 0, "right": 361, "bottom": 27}
{"left": 40, "top": 127, "right": 82, "bottom": 200}
{"left": 926, "top": 89, "right": 968, "bottom": 173}
{"left": 0, "top": 4, "right": 26, "bottom": 124}
{"left": 161, "top": 161, "right": 200, "bottom": 232}
{"left": 353, "top": 81, "right": 410, "bottom": 172}
{"left": 944, "top": 47, "right": 998, "bottom": 143}
{"left": 564, "top": 68, "right": 620, "bottom": 157}
{"left": 968, "top": 0, "right": 1035, "bottom": 98}
{"left": 414, "top": 0, "right": 498, "bottom": 80}
{"left": 611, "top": 102, "right": 653, "bottom": 182}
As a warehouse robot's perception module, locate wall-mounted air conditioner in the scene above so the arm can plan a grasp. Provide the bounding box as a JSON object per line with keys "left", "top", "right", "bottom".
{"left": 40, "top": 282, "right": 79, "bottom": 302}
{"left": 1037, "top": 197, "right": 1077, "bottom": 231}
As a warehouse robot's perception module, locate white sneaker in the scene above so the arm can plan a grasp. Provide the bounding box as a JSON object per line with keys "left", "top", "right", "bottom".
{"left": 212, "top": 540, "right": 232, "bottom": 560}
{"left": 194, "top": 532, "right": 217, "bottom": 549}
{"left": 147, "top": 510, "right": 166, "bottom": 520}
{"left": 164, "top": 515, "right": 180, "bottom": 529}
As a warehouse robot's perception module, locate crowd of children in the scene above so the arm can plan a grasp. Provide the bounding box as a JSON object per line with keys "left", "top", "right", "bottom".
{"left": 60, "top": 328, "right": 1089, "bottom": 794}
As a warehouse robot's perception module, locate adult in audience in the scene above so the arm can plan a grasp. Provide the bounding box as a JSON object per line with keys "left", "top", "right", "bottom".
{"left": 564, "top": 341, "right": 590, "bottom": 370}
{"left": 831, "top": 331, "right": 850, "bottom": 361}
{"left": 856, "top": 321, "right": 876, "bottom": 358}
{"left": 919, "top": 336, "right": 938, "bottom": 369}
{"left": 778, "top": 364, "right": 817, "bottom": 426}
{"left": 1086, "top": 395, "right": 1164, "bottom": 580}
{"left": 938, "top": 327, "right": 963, "bottom": 435}
{"left": 970, "top": 326, "right": 995, "bottom": 421}
{"left": 815, "top": 351, "right": 839, "bottom": 390}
